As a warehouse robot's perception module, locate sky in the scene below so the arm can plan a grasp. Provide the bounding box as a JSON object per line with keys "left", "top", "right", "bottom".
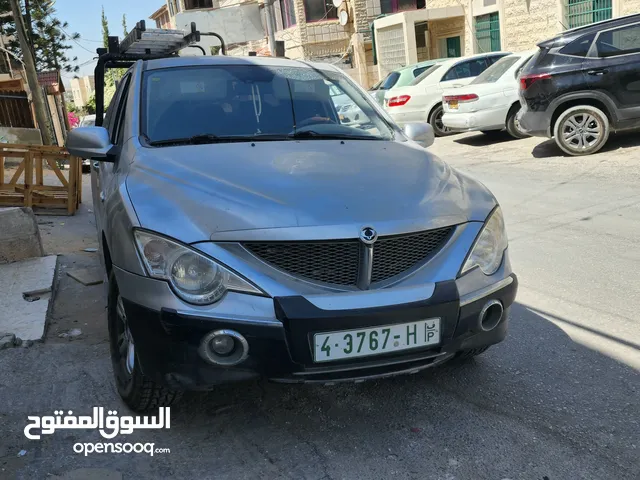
{"left": 54, "top": 0, "right": 161, "bottom": 83}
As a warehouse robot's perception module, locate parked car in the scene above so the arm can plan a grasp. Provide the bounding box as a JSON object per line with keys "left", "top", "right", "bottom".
{"left": 66, "top": 56, "right": 517, "bottom": 412}
{"left": 369, "top": 59, "right": 447, "bottom": 106}
{"left": 442, "top": 51, "right": 536, "bottom": 138}
{"left": 519, "top": 13, "right": 640, "bottom": 155}
{"left": 384, "top": 52, "right": 511, "bottom": 136}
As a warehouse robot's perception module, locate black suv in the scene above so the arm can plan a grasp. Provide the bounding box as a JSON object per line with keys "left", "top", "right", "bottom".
{"left": 519, "top": 14, "right": 640, "bottom": 155}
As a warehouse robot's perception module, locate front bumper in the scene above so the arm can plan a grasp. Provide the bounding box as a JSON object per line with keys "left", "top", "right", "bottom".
{"left": 122, "top": 274, "right": 518, "bottom": 389}
{"left": 442, "top": 108, "right": 506, "bottom": 132}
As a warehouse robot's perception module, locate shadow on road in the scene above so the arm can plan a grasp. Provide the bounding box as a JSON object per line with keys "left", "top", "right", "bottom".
{"left": 531, "top": 131, "right": 640, "bottom": 158}
{"left": 453, "top": 131, "right": 519, "bottom": 147}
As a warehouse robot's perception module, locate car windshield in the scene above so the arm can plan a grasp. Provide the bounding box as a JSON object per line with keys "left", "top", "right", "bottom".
{"left": 80, "top": 117, "right": 96, "bottom": 127}
{"left": 471, "top": 56, "right": 520, "bottom": 84}
{"left": 142, "top": 64, "right": 394, "bottom": 144}
{"left": 408, "top": 65, "right": 442, "bottom": 86}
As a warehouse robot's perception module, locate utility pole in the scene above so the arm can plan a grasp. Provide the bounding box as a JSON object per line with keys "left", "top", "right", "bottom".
{"left": 9, "top": 0, "right": 53, "bottom": 145}
{"left": 264, "top": 0, "right": 276, "bottom": 56}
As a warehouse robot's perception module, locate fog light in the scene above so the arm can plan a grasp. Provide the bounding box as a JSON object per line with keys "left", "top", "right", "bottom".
{"left": 211, "top": 335, "right": 235, "bottom": 355}
{"left": 198, "top": 329, "right": 249, "bottom": 366}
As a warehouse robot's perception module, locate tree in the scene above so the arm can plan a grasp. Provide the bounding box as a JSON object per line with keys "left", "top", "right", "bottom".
{"left": 0, "top": 0, "right": 81, "bottom": 73}
{"left": 101, "top": 6, "right": 109, "bottom": 49}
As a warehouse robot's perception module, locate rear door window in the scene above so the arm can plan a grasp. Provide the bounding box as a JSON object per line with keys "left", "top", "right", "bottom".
{"left": 594, "top": 23, "right": 640, "bottom": 57}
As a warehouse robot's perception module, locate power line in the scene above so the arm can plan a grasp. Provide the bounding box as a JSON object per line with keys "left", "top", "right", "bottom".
{"left": 31, "top": 0, "right": 97, "bottom": 54}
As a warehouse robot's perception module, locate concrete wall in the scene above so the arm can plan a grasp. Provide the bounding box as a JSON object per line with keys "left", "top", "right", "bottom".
{"left": 502, "top": 0, "right": 563, "bottom": 52}
{"left": 0, "top": 127, "right": 42, "bottom": 145}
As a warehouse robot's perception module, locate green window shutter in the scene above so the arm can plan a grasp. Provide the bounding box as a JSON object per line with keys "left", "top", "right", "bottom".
{"left": 566, "top": 0, "right": 612, "bottom": 29}
{"left": 475, "top": 13, "right": 501, "bottom": 53}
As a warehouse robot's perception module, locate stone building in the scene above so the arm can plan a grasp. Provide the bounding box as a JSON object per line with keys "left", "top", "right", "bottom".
{"left": 373, "top": 0, "right": 640, "bottom": 81}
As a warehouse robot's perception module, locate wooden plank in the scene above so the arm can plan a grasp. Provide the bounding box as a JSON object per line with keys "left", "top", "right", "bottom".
{"left": 35, "top": 152, "right": 43, "bottom": 186}
{"left": 67, "top": 155, "right": 77, "bottom": 214}
{"left": 9, "top": 161, "right": 25, "bottom": 184}
{"left": 24, "top": 151, "right": 33, "bottom": 208}
{"left": 30, "top": 185, "right": 68, "bottom": 192}
{"left": 77, "top": 157, "right": 82, "bottom": 204}
{"left": 0, "top": 152, "right": 3, "bottom": 186}
{"left": 45, "top": 158, "right": 69, "bottom": 187}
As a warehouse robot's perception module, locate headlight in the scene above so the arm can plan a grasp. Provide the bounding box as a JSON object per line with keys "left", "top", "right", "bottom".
{"left": 461, "top": 207, "right": 508, "bottom": 276}
{"left": 133, "top": 230, "right": 262, "bottom": 305}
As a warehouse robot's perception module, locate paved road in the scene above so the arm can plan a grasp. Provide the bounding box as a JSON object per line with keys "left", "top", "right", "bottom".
{"left": 1, "top": 133, "right": 639, "bottom": 480}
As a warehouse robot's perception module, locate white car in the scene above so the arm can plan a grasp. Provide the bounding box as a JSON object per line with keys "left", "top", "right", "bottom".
{"left": 383, "top": 52, "right": 510, "bottom": 137}
{"left": 442, "top": 51, "right": 537, "bottom": 139}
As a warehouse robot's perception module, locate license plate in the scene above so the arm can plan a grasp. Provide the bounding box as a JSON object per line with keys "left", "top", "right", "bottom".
{"left": 313, "top": 319, "right": 441, "bottom": 363}
{"left": 448, "top": 100, "right": 458, "bottom": 109}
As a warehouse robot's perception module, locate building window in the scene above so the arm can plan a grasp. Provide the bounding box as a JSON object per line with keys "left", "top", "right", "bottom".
{"left": 185, "top": 0, "right": 213, "bottom": 9}
{"left": 565, "top": 0, "right": 612, "bottom": 29}
{"left": 380, "top": 0, "right": 425, "bottom": 15}
{"left": 475, "top": 12, "right": 500, "bottom": 52}
{"left": 303, "top": 0, "right": 337, "bottom": 22}
{"left": 280, "top": 0, "right": 297, "bottom": 28}
{"left": 415, "top": 22, "right": 428, "bottom": 48}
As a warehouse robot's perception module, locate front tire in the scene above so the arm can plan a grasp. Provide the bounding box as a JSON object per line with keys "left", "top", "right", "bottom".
{"left": 107, "top": 271, "right": 182, "bottom": 412}
{"left": 553, "top": 105, "right": 609, "bottom": 156}
{"left": 429, "top": 104, "right": 453, "bottom": 137}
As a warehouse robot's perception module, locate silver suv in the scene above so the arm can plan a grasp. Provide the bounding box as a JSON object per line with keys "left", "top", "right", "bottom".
{"left": 66, "top": 56, "right": 517, "bottom": 412}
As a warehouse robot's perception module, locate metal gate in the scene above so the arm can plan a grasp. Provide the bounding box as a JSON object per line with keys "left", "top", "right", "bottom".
{"left": 0, "top": 92, "right": 35, "bottom": 128}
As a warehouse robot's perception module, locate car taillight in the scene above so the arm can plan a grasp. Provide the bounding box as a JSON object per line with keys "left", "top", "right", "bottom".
{"left": 443, "top": 94, "right": 479, "bottom": 103}
{"left": 387, "top": 95, "right": 411, "bottom": 107}
{"left": 520, "top": 73, "right": 551, "bottom": 90}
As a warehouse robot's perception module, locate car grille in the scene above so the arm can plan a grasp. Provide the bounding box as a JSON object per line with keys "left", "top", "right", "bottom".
{"left": 243, "top": 226, "right": 454, "bottom": 287}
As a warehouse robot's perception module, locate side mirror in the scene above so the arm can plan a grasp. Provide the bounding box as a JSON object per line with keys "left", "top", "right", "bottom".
{"left": 66, "top": 127, "right": 114, "bottom": 162}
{"left": 404, "top": 122, "right": 434, "bottom": 148}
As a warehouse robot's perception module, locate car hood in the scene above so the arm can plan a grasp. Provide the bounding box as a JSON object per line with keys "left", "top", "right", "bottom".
{"left": 126, "top": 140, "right": 496, "bottom": 243}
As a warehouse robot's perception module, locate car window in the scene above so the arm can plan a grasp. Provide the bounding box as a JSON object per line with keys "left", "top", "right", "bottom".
{"left": 379, "top": 71, "right": 401, "bottom": 90}
{"left": 442, "top": 58, "right": 488, "bottom": 82}
{"left": 595, "top": 23, "right": 640, "bottom": 57}
{"left": 408, "top": 64, "right": 441, "bottom": 85}
{"left": 412, "top": 65, "right": 431, "bottom": 78}
{"left": 471, "top": 56, "right": 520, "bottom": 84}
{"left": 111, "top": 74, "right": 131, "bottom": 145}
{"left": 560, "top": 33, "right": 596, "bottom": 57}
{"left": 142, "top": 65, "right": 394, "bottom": 143}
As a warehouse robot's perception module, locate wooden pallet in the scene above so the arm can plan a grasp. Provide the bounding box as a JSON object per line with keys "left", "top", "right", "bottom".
{"left": 0, "top": 143, "right": 81, "bottom": 215}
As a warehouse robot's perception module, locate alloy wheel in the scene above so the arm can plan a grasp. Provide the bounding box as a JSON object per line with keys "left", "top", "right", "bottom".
{"left": 561, "top": 113, "right": 602, "bottom": 152}
{"left": 116, "top": 295, "right": 135, "bottom": 377}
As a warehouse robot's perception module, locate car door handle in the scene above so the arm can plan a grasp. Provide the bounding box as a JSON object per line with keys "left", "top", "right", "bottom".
{"left": 587, "top": 69, "right": 608, "bottom": 76}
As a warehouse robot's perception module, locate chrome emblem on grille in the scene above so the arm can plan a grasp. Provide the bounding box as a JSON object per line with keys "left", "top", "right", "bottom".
{"left": 359, "top": 226, "right": 378, "bottom": 245}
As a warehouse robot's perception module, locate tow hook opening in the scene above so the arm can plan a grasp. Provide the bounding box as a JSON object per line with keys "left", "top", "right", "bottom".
{"left": 478, "top": 300, "right": 504, "bottom": 332}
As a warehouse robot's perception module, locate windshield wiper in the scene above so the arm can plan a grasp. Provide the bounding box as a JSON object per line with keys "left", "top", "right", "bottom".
{"left": 288, "top": 130, "right": 379, "bottom": 141}
{"left": 147, "top": 133, "right": 288, "bottom": 147}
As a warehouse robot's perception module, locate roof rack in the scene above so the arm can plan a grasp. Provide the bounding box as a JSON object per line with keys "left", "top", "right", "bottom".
{"left": 94, "top": 20, "right": 220, "bottom": 126}
{"left": 119, "top": 20, "right": 201, "bottom": 56}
